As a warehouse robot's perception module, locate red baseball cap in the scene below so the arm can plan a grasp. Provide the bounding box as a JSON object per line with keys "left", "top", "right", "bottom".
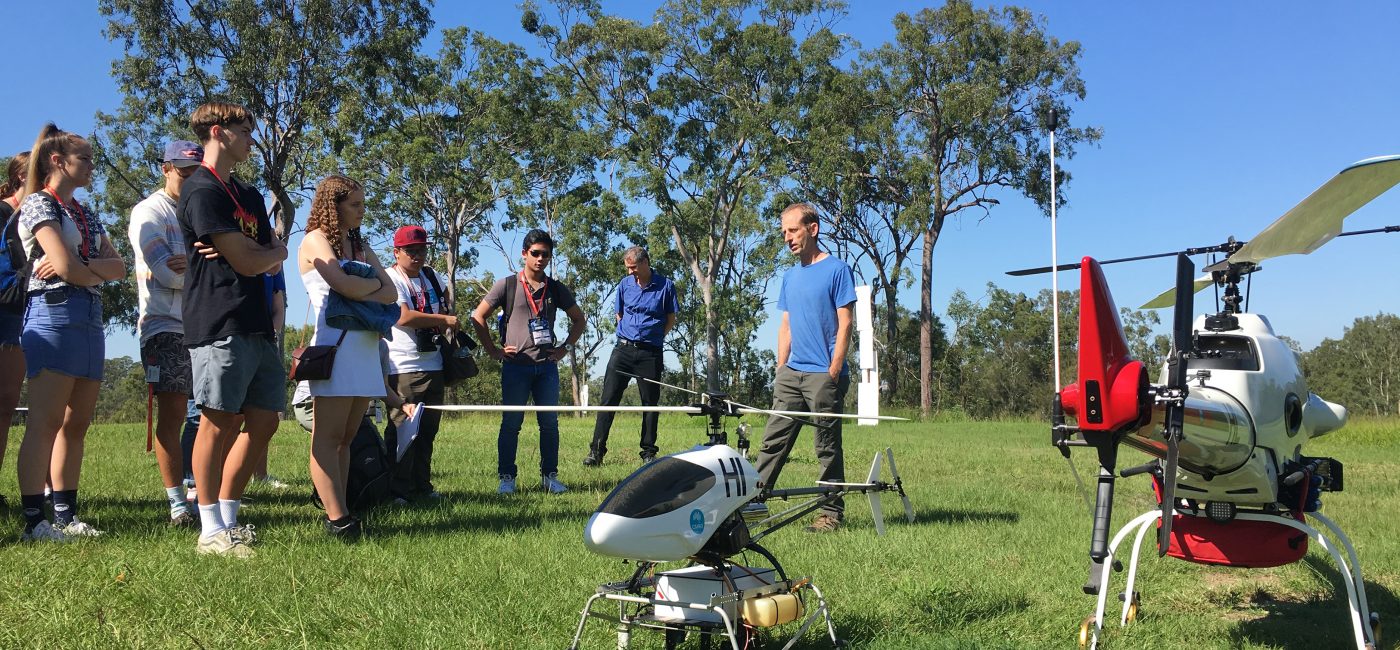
{"left": 393, "top": 225, "right": 429, "bottom": 247}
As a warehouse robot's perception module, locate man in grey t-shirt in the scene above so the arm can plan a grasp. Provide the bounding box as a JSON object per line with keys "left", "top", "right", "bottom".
{"left": 470, "top": 229, "right": 586, "bottom": 495}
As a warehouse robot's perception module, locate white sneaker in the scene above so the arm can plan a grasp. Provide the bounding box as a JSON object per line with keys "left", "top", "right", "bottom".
{"left": 57, "top": 518, "right": 105, "bottom": 537}
{"left": 20, "top": 520, "right": 68, "bottom": 543}
{"left": 498, "top": 475, "right": 516, "bottom": 495}
{"left": 541, "top": 473, "right": 569, "bottom": 494}
{"left": 227, "top": 523, "right": 258, "bottom": 545}
{"left": 256, "top": 475, "right": 290, "bottom": 490}
{"left": 197, "top": 530, "right": 255, "bottom": 559}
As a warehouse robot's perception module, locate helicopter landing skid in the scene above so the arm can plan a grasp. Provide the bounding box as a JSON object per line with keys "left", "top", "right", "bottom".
{"left": 568, "top": 573, "right": 840, "bottom": 649}
{"left": 1082, "top": 509, "right": 1377, "bottom": 650}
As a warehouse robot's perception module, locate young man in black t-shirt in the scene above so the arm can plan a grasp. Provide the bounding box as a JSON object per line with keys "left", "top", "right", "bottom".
{"left": 176, "top": 102, "right": 288, "bottom": 558}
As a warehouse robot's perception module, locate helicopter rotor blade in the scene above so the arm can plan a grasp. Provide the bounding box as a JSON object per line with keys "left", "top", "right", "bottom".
{"left": 867, "top": 452, "right": 886, "bottom": 536}
{"left": 1140, "top": 273, "right": 1214, "bottom": 310}
{"left": 732, "top": 407, "right": 906, "bottom": 421}
{"left": 426, "top": 404, "right": 703, "bottom": 413}
{"left": 1006, "top": 249, "right": 1190, "bottom": 277}
{"left": 1229, "top": 155, "right": 1400, "bottom": 265}
{"left": 1157, "top": 253, "right": 1195, "bottom": 556}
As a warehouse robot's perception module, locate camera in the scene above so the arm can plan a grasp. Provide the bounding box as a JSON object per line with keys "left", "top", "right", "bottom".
{"left": 415, "top": 328, "right": 442, "bottom": 352}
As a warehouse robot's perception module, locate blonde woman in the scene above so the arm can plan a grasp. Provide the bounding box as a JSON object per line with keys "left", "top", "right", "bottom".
{"left": 15, "top": 125, "right": 126, "bottom": 540}
{"left": 298, "top": 175, "right": 398, "bottom": 539}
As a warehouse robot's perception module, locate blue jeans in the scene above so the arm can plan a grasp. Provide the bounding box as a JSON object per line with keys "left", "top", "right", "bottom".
{"left": 498, "top": 362, "right": 560, "bottom": 477}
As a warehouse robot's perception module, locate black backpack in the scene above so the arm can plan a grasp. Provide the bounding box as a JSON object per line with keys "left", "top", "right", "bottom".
{"left": 312, "top": 416, "right": 391, "bottom": 511}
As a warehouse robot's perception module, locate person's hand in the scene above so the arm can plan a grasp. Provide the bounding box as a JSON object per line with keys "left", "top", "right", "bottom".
{"left": 402, "top": 402, "right": 418, "bottom": 419}
{"left": 33, "top": 257, "right": 56, "bottom": 280}
{"left": 490, "top": 345, "right": 518, "bottom": 361}
{"left": 443, "top": 314, "right": 459, "bottom": 330}
{"left": 193, "top": 241, "right": 221, "bottom": 260}
{"left": 548, "top": 346, "right": 569, "bottom": 362}
{"left": 165, "top": 255, "right": 187, "bottom": 273}
{"left": 828, "top": 368, "right": 841, "bottom": 383}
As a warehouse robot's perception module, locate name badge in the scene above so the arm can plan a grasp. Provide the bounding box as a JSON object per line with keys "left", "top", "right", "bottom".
{"left": 145, "top": 364, "right": 160, "bottom": 383}
{"left": 528, "top": 317, "right": 554, "bottom": 347}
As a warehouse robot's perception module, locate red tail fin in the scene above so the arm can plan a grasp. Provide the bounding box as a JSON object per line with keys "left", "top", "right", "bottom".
{"left": 1060, "top": 257, "right": 1148, "bottom": 433}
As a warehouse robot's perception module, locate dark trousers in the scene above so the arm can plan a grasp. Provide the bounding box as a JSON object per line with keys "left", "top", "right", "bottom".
{"left": 755, "top": 366, "right": 850, "bottom": 518}
{"left": 589, "top": 343, "right": 663, "bottom": 458}
{"left": 384, "top": 370, "right": 446, "bottom": 498}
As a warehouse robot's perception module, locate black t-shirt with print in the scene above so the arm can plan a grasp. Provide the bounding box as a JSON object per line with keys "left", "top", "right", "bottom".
{"left": 176, "top": 166, "right": 276, "bottom": 347}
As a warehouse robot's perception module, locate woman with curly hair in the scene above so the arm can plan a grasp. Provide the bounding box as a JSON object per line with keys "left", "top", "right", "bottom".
{"left": 297, "top": 174, "right": 397, "bottom": 539}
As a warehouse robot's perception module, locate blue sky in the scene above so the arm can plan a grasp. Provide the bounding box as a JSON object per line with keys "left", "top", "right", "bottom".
{"left": 5, "top": 1, "right": 1400, "bottom": 369}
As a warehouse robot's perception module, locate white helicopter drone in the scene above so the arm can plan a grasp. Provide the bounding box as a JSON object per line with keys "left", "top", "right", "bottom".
{"left": 1010, "top": 154, "right": 1400, "bottom": 649}
{"left": 430, "top": 375, "right": 914, "bottom": 650}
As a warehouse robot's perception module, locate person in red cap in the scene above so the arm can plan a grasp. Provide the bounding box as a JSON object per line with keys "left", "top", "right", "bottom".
{"left": 382, "top": 224, "right": 458, "bottom": 502}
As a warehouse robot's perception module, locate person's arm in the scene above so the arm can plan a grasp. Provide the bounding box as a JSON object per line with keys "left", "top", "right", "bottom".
{"left": 87, "top": 235, "right": 127, "bottom": 282}
{"left": 133, "top": 210, "right": 183, "bottom": 289}
{"left": 209, "top": 230, "right": 288, "bottom": 277}
{"left": 663, "top": 312, "right": 677, "bottom": 336}
{"left": 31, "top": 225, "right": 104, "bottom": 287}
{"left": 548, "top": 304, "right": 588, "bottom": 362}
{"left": 775, "top": 311, "right": 791, "bottom": 370}
{"left": 829, "top": 303, "right": 854, "bottom": 381}
{"left": 471, "top": 298, "right": 516, "bottom": 361}
{"left": 271, "top": 286, "right": 286, "bottom": 346}
{"left": 300, "top": 231, "right": 380, "bottom": 299}
{"left": 362, "top": 249, "right": 400, "bottom": 305}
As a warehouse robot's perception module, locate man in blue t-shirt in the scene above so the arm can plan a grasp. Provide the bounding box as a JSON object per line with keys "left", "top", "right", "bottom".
{"left": 755, "top": 203, "right": 856, "bottom": 533}
{"left": 585, "top": 246, "right": 679, "bottom": 466}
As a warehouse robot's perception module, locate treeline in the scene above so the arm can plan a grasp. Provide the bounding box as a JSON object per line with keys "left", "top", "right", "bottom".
{"left": 81, "top": 0, "right": 1100, "bottom": 416}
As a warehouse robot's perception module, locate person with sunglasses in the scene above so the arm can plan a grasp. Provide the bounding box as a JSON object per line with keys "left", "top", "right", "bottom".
{"left": 129, "top": 139, "right": 204, "bottom": 528}
{"left": 470, "top": 229, "right": 586, "bottom": 495}
{"left": 382, "top": 225, "right": 456, "bottom": 504}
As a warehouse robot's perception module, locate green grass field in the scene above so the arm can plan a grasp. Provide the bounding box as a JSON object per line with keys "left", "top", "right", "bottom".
{"left": 0, "top": 413, "right": 1395, "bottom": 649}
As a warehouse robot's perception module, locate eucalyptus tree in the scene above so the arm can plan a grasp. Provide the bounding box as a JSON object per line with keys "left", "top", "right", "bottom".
{"left": 525, "top": 0, "right": 842, "bottom": 391}
{"left": 97, "top": 0, "right": 431, "bottom": 239}
{"left": 870, "top": 1, "right": 1100, "bottom": 415}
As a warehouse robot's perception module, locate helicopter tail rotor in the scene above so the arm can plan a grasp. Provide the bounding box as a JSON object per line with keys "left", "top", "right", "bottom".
{"left": 1156, "top": 253, "right": 1196, "bottom": 556}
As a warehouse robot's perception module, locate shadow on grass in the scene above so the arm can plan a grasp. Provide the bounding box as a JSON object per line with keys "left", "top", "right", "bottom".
{"left": 918, "top": 507, "right": 1020, "bottom": 525}
{"left": 1226, "top": 553, "right": 1396, "bottom": 649}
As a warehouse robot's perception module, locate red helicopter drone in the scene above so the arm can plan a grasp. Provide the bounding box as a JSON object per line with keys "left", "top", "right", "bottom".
{"left": 1010, "top": 153, "right": 1400, "bottom": 649}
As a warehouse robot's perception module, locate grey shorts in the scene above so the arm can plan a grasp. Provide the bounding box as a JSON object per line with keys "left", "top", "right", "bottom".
{"left": 190, "top": 333, "right": 287, "bottom": 414}
{"left": 142, "top": 332, "right": 193, "bottom": 395}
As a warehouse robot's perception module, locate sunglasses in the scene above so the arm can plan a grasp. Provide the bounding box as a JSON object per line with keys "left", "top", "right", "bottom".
{"left": 398, "top": 246, "right": 429, "bottom": 258}
{"left": 527, "top": 249, "right": 553, "bottom": 259}
{"left": 174, "top": 165, "right": 199, "bottom": 177}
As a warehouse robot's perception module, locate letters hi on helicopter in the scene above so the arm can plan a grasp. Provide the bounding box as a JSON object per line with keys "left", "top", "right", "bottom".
{"left": 1010, "top": 154, "right": 1400, "bottom": 649}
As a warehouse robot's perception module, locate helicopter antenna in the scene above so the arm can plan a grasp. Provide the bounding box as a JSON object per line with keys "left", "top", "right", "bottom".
{"left": 1047, "top": 106, "right": 1062, "bottom": 393}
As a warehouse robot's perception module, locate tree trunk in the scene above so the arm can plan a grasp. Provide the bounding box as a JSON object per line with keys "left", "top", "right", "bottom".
{"left": 883, "top": 281, "right": 900, "bottom": 400}
{"left": 919, "top": 226, "right": 936, "bottom": 417}
{"left": 703, "top": 280, "right": 719, "bottom": 393}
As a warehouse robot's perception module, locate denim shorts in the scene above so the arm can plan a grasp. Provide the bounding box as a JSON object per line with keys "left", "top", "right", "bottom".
{"left": 0, "top": 308, "right": 22, "bottom": 347}
{"left": 22, "top": 288, "right": 104, "bottom": 380}
{"left": 190, "top": 332, "right": 287, "bottom": 414}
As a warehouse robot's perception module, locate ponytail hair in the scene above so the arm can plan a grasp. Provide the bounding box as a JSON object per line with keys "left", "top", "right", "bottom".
{"left": 23, "top": 124, "right": 85, "bottom": 199}
{"left": 0, "top": 151, "right": 29, "bottom": 200}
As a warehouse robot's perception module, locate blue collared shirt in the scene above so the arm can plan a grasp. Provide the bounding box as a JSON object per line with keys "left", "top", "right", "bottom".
{"left": 616, "top": 273, "right": 679, "bottom": 347}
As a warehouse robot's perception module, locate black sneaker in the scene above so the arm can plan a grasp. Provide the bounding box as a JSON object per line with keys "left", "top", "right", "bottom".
{"left": 583, "top": 452, "right": 603, "bottom": 467}
{"left": 325, "top": 516, "right": 363, "bottom": 541}
{"left": 640, "top": 453, "right": 657, "bottom": 464}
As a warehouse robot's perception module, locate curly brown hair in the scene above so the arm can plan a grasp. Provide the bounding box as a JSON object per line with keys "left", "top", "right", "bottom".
{"left": 307, "top": 174, "right": 364, "bottom": 259}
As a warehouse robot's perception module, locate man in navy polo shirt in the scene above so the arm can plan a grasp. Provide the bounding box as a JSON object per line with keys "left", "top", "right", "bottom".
{"left": 585, "top": 246, "right": 679, "bottom": 466}
{"left": 755, "top": 202, "right": 856, "bottom": 533}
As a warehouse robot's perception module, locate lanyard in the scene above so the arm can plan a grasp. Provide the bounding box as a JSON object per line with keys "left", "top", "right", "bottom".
{"left": 43, "top": 187, "right": 91, "bottom": 258}
{"left": 199, "top": 162, "right": 259, "bottom": 239}
{"left": 520, "top": 271, "right": 547, "bottom": 317}
{"left": 396, "top": 266, "right": 433, "bottom": 313}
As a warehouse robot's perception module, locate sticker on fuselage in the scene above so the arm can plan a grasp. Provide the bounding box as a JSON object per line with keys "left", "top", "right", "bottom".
{"left": 690, "top": 509, "right": 705, "bottom": 534}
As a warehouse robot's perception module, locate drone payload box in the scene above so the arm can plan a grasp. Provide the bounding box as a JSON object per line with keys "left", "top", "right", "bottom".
{"left": 654, "top": 565, "right": 777, "bottom": 623}
{"left": 584, "top": 444, "right": 760, "bottom": 562}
